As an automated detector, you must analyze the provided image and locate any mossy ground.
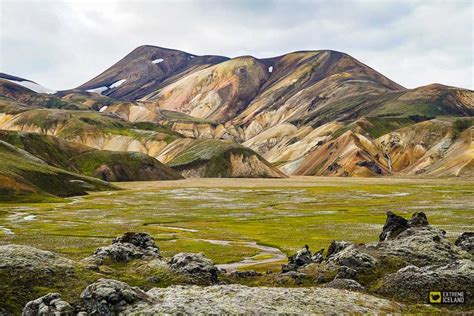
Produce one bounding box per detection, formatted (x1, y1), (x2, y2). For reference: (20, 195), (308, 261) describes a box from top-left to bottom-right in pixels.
(1, 177), (472, 268)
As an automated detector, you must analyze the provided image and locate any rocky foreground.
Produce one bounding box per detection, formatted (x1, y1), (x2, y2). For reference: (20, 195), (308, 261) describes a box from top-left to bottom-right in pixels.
(0, 212), (472, 315)
(90, 281), (403, 314)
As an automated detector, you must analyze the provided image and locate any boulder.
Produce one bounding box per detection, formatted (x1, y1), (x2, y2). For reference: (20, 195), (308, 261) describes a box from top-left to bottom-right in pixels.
(0, 244), (75, 274)
(282, 245), (324, 272)
(296, 260), (340, 283)
(379, 211), (409, 241)
(277, 271), (309, 284)
(335, 266), (357, 280)
(376, 259), (474, 303)
(327, 245), (377, 273)
(379, 211), (430, 242)
(23, 293), (73, 316)
(124, 284), (404, 314)
(79, 278), (150, 316)
(311, 248), (325, 263)
(408, 212), (429, 227)
(168, 253), (219, 284)
(327, 241), (353, 258)
(84, 232), (160, 266)
(378, 225), (466, 266)
(294, 245), (313, 266)
(113, 232), (157, 249)
(455, 232), (474, 255)
(0, 245), (77, 315)
(325, 279), (366, 292)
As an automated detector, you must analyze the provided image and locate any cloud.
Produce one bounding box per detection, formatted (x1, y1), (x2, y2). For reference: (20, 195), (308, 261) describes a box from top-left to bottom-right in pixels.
(0, 0), (472, 90)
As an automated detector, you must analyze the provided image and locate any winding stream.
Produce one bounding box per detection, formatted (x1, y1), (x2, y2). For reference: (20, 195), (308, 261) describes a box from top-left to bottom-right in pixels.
(198, 239), (287, 271)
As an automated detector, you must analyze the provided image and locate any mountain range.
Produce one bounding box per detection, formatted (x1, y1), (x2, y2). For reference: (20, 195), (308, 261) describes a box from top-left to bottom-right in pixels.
(0, 45), (472, 199)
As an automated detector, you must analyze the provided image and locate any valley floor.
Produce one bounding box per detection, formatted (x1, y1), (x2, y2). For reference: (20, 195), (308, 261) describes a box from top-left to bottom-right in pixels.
(0, 176), (472, 271)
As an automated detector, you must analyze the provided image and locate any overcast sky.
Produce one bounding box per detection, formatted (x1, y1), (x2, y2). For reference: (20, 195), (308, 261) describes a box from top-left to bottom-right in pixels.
(1, 0), (473, 90)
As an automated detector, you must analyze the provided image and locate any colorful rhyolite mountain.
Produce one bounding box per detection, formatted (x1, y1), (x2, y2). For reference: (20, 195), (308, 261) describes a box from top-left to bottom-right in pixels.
(0, 45), (472, 198)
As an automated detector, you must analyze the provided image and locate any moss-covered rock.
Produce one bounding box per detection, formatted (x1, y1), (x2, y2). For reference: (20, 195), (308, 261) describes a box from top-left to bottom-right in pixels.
(375, 260), (474, 306)
(0, 245), (77, 313)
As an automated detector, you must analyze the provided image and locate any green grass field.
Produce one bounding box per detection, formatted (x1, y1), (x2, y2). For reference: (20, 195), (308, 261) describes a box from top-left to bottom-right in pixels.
(0, 177), (472, 271)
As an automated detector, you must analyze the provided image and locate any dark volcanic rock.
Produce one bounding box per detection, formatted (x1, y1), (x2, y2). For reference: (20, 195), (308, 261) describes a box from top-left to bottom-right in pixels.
(79, 278), (150, 316)
(23, 293), (73, 316)
(168, 253), (219, 284)
(379, 211), (409, 241)
(282, 245), (324, 272)
(113, 232), (158, 249)
(312, 248), (325, 263)
(455, 232), (474, 255)
(84, 232), (160, 266)
(294, 245), (313, 267)
(327, 241), (353, 258)
(379, 211), (429, 242)
(408, 212), (429, 227)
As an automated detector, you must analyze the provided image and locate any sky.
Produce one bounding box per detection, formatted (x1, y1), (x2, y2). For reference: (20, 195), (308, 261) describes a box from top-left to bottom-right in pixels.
(0, 0), (473, 90)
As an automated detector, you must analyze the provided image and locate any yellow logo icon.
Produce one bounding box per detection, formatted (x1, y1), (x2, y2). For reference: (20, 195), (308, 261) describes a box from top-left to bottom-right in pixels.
(429, 291), (442, 303)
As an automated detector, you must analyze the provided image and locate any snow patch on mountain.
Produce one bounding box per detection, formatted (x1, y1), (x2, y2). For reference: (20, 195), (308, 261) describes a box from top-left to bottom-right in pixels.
(4, 79), (55, 94)
(152, 58), (164, 64)
(110, 79), (126, 88)
(86, 86), (108, 94)
(268, 66), (273, 73)
(87, 79), (126, 95)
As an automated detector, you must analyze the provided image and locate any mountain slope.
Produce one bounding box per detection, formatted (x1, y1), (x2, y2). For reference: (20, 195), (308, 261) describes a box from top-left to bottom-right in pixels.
(0, 77), (88, 111)
(78, 48), (408, 131)
(301, 84), (474, 128)
(0, 101), (285, 178)
(167, 139), (287, 178)
(233, 50), (405, 139)
(77, 45), (228, 100)
(0, 140), (115, 202)
(141, 56), (269, 122)
(290, 118), (473, 177)
(376, 118), (473, 177)
(0, 73), (55, 94)
(0, 130), (183, 181)
(293, 130), (389, 177)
